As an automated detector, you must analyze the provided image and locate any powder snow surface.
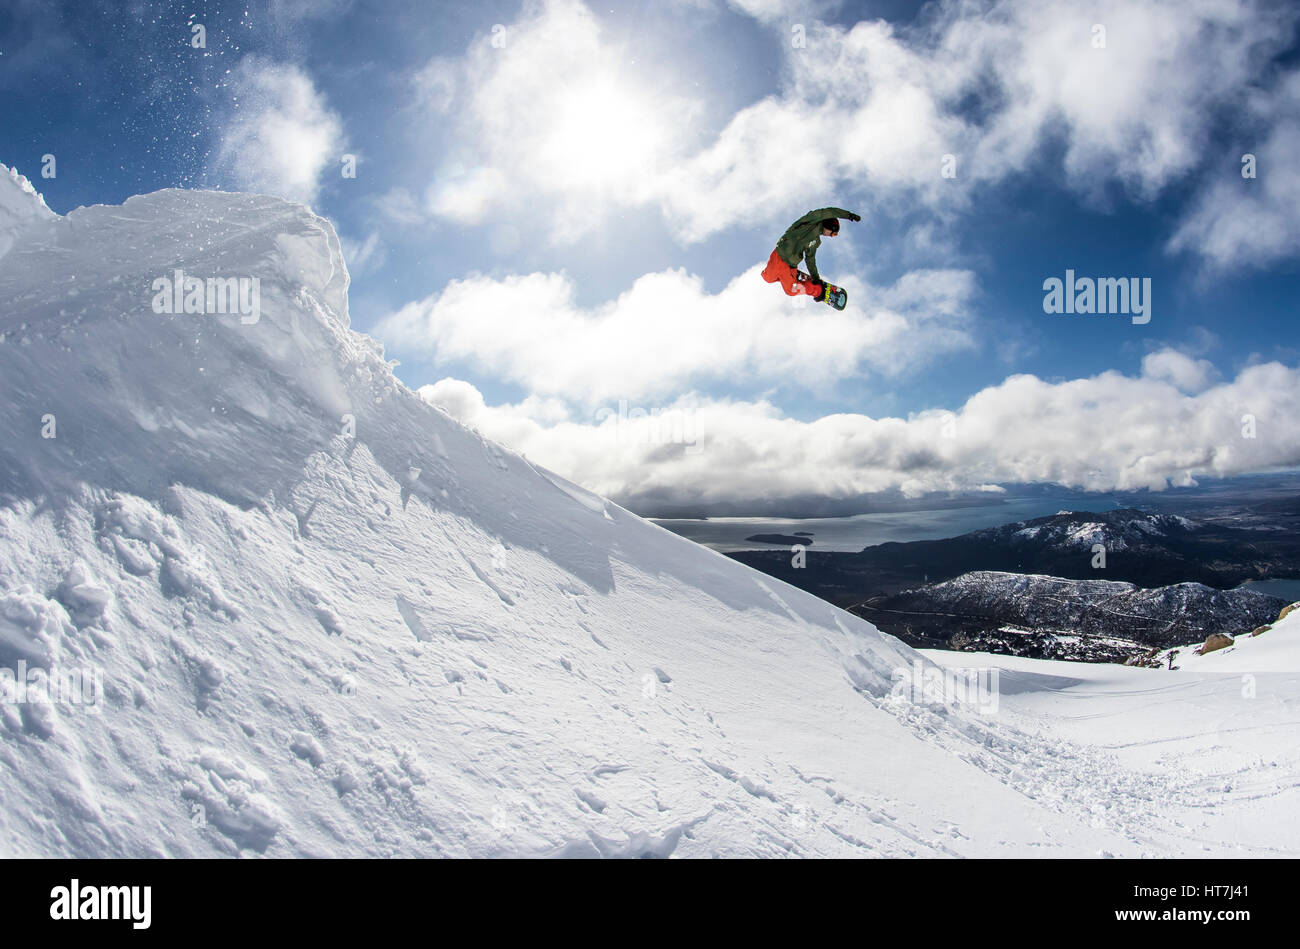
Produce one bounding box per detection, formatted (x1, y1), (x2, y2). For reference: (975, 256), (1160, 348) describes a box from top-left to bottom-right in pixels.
(0, 166), (1295, 857)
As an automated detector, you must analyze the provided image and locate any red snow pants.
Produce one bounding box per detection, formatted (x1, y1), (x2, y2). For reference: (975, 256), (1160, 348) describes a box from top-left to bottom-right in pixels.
(761, 248), (822, 297)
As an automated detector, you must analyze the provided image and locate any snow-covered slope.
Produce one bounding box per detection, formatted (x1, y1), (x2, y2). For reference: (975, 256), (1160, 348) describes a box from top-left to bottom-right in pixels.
(0, 168), (1279, 857)
(925, 602), (1300, 855)
(1153, 604), (1300, 673)
(0, 164), (56, 261)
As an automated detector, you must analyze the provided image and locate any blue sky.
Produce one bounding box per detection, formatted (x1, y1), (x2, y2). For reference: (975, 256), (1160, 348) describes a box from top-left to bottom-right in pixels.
(4, 0), (1299, 512)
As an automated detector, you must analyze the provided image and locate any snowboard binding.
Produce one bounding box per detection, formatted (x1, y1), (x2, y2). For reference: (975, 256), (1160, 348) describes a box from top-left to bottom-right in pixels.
(798, 271), (848, 310)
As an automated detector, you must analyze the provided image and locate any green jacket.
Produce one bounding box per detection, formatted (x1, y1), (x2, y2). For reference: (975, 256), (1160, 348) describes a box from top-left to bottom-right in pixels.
(775, 207), (857, 281)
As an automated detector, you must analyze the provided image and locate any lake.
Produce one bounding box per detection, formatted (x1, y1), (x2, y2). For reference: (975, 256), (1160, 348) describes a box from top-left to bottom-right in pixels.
(653, 494), (1135, 552)
(1236, 579), (1300, 603)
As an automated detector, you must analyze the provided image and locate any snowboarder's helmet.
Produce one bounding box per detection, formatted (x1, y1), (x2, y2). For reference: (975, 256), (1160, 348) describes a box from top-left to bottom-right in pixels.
(821, 218), (839, 234)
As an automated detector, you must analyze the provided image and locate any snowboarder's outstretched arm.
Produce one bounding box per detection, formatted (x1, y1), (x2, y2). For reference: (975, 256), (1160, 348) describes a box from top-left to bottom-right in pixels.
(794, 207), (862, 226)
(795, 208), (859, 281)
(771, 205), (862, 288)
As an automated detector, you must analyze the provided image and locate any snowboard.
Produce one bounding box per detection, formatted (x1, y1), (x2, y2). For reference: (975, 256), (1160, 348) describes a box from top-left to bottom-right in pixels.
(798, 271), (847, 310)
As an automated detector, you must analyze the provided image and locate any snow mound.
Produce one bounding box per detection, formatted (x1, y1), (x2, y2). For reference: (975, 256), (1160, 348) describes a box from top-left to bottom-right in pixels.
(0, 164), (57, 262)
(0, 181), (1178, 857)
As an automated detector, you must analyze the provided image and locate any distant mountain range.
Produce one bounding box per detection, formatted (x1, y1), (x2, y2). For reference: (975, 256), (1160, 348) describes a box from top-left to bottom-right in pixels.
(729, 507), (1300, 660)
(851, 508), (1300, 588)
(853, 570), (1285, 660)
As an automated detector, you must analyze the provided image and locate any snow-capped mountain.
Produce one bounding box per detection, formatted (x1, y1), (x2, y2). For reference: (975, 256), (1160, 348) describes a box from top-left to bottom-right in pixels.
(0, 165), (1295, 858)
(857, 571), (1284, 660)
(866, 507), (1300, 587)
(870, 508), (1299, 588)
(734, 506), (1300, 611)
(1005, 510), (1202, 548)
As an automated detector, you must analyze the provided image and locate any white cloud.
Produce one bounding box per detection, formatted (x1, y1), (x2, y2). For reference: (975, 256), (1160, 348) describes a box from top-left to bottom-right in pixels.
(661, 17), (968, 240)
(211, 58), (344, 206)
(375, 262), (978, 405)
(723, 0), (837, 24)
(415, 0), (700, 242)
(340, 231), (383, 276)
(422, 376), (487, 422)
(373, 187), (429, 227)
(420, 353), (1300, 507)
(666, 0), (1296, 239)
(1168, 72), (1300, 270)
(429, 167), (509, 225)
(949, 0), (1279, 198)
(1140, 350), (1218, 394)
(410, 0), (1298, 265)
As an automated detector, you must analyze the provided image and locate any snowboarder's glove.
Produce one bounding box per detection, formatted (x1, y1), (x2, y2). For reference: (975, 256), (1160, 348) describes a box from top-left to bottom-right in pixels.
(846, 213), (862, 222)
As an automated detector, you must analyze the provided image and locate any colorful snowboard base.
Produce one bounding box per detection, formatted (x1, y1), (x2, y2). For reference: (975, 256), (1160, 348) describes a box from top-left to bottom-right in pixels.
(797, 271), (847, 309)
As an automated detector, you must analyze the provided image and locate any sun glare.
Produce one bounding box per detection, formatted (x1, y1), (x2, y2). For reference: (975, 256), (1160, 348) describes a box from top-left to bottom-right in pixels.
(539, 82), (668, 195)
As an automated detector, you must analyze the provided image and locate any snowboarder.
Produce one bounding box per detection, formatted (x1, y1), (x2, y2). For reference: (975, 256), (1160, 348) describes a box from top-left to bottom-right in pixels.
(761, 206), (861, 304)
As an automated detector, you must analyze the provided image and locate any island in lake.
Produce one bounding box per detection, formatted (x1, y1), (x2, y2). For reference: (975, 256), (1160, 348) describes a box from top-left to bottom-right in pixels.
(745, 532), (814, 546)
